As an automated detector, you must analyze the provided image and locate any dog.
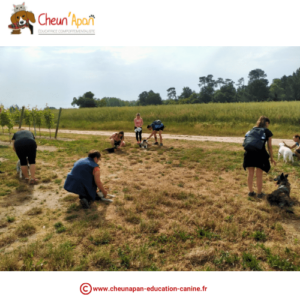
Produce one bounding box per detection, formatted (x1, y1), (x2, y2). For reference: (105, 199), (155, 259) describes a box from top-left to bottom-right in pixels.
(16, 159), (31, 179)
(139, 139), (148, 149)
(278, 143), (294, 163)
(267, 173), (293, 209)
(9, 10), (35, 34)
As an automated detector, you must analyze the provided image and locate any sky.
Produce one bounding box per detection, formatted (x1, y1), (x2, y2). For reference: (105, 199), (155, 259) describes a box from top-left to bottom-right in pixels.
(0, 46), (300, 109)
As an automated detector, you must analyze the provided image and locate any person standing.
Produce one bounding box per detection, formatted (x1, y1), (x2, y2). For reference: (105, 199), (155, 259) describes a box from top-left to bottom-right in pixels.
(134, 113), (143, 144)
(147, 120), (164, 146)
(243, 116), (276, 198)
(12, 128), (38, 184)
(64, 150), (108, 209)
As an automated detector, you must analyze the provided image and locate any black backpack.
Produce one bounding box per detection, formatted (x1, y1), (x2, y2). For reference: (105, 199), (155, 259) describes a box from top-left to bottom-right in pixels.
(243, 127), (266, 151)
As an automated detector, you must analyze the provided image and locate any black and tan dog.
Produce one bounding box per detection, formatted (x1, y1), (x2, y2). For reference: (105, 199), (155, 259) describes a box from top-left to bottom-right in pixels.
(267, 173), (293, 209)
(9, 10), (36, 34)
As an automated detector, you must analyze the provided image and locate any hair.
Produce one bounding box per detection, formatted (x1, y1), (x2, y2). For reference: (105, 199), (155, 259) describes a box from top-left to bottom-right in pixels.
(147, 125), (152, 129)
(88, 150), (101, 159)
(294, 134), (300, 139)
(136, 113), (140, 117)
(18, 128), (25, 131)
(118, 131), (124, 137)
(256, 116), (270, 128)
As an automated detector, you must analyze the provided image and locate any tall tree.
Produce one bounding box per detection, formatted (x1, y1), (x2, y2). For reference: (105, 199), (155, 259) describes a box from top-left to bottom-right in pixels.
(72, 91), (97, 108)
(198, 76), (207, 90)
(216, 78), (224, 89)
(167, 87), (177, 100)
(269, 79), (285, 101)
(248, 69), (267, 84)
(138, 90), (162, 106)
(179, 87), (194, 99)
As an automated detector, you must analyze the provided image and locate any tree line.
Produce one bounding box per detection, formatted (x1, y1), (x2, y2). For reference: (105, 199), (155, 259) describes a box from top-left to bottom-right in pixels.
(68, 67), (299, 107)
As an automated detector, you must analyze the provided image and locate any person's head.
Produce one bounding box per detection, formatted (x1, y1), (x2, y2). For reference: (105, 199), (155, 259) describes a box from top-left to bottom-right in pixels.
(18, 128), (25, 131)
(293, 134), (300, 143)
(147, 125), (152, 130)
(118, 131), (124, 139)
(256, 116), (270, 128)
(88, 150), (101, 163)
(136, 113), (141, 119)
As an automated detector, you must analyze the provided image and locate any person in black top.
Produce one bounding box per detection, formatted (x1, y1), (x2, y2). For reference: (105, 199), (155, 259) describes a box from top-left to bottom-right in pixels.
(12, 128), (38, 184)
(243, 116), (276, 198)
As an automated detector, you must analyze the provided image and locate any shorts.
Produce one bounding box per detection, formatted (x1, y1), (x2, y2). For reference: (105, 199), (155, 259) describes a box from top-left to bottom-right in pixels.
(14, 138), (37, 166)
(114, 140), (121, 147)
(154, 126), (164, 131)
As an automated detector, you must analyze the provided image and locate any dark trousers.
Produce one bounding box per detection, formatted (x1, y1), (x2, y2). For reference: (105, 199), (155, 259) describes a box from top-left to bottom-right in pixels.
(134, 127), (142, 141)
(15, 139), (37, 166)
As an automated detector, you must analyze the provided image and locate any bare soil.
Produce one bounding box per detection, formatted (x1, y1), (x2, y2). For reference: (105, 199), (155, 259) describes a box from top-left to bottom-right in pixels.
(16, 127), (291, 145)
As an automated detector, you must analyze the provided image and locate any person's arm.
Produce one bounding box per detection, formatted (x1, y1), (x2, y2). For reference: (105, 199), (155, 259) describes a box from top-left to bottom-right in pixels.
(12, 140), (16, 152)
(283, 142), (296, 149)
(117, 136), (124, 149)
(267, 138), (276, 165)
(141, 118), (143, 127)
(147, 130), (155, 139)
(93, 168), (107, 197)
(110, 133), (116, 139)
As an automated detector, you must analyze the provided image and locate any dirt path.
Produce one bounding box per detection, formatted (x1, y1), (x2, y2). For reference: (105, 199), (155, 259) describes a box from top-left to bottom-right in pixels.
(15, 127), (291, 145)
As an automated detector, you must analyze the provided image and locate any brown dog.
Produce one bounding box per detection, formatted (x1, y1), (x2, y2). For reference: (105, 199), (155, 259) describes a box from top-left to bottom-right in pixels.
(9, 10), (36, 34)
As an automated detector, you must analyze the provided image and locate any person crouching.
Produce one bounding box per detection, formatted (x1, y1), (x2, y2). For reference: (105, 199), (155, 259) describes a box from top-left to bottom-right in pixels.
(64, 150), (108, 209)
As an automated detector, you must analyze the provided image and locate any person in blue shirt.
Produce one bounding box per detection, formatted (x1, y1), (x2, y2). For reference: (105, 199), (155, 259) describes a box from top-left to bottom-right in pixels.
(283, 134), (300, 159)
(146, 120), (164, 146)
(64, 150), (108, 209)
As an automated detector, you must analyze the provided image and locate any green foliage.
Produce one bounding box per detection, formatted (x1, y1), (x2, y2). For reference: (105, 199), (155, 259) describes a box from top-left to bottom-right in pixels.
(253, 231), (267, 242)
(138, 90), (162, 106)
(242, 252), (262, 271)
(44, 108), (55, 138)
(23, 109), (32, 130)
(72, 91), (97, 108)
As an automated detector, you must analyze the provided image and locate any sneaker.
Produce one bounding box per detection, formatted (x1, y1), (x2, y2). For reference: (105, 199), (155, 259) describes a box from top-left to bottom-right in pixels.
(248, 191), (256, 197)
(257, 193), (266, 199)
(160, 143), (163, 146)
(154, 142), (158, 145)
(80, 198), (90, 209)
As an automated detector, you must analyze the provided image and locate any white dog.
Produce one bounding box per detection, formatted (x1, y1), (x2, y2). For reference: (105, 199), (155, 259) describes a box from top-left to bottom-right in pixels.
(16, 159), (31, 178)
(278, 143), (294, 163)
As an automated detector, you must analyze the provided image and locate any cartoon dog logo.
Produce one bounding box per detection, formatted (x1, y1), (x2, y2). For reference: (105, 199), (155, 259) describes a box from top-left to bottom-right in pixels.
(8, 3), (36, 34)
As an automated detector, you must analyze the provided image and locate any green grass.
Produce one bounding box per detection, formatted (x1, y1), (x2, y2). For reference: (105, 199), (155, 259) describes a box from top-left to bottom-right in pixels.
(45, 101), (300, 138)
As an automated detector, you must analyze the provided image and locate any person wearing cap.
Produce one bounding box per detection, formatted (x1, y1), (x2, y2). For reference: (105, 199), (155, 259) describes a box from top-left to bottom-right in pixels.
(146, 120), (164, 146)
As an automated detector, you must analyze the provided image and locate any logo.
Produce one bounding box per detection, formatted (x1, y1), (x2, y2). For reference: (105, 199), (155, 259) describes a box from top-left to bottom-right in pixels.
(8, 2), (36, 35)
(80, 283), (92, 295)
(37, 12), (95, 35)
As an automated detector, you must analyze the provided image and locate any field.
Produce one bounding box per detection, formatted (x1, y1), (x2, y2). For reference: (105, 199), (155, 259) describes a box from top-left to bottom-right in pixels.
(1, 131), (300, 271)
(51, 102), (300, 138)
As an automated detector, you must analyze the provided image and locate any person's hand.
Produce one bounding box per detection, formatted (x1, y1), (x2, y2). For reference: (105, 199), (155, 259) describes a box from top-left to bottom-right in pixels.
(283, 141), (286, 146)
(271, 158), (276, 166)
(103, 190), (108, 198)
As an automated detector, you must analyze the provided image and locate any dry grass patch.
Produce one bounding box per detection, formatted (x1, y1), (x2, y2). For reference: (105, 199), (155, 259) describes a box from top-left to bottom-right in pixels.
(26, 207), (43, 215)
(15, 223), (36, 237)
